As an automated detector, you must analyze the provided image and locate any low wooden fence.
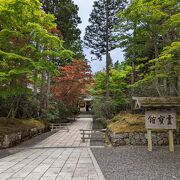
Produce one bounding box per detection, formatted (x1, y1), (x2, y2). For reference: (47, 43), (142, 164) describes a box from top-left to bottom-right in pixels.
(80, 129), (107, 142)
(50, 123), (70, 132)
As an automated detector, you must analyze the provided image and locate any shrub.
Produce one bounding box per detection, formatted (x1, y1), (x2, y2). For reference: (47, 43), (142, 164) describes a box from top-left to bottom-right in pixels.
(41, 99), (79, 123)
(92, 96), (116, 119)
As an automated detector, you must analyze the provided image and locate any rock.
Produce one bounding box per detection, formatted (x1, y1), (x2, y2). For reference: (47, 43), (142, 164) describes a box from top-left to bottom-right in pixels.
(3, 135), (10, 148)
(134, 133), (139, 140)
(108, 131), (180, 147)
(118, 140), (126, 145)
(0, 127), (47, 149)
(124, 138), (130, 145)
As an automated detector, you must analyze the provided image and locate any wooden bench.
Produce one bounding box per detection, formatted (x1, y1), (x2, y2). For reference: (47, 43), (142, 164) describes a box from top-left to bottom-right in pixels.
(80, 129), (107, 142)
(50, 123), (70, 132)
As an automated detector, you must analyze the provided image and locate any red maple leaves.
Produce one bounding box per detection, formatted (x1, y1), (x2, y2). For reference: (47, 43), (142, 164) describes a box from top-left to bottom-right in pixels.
(51, 60), (92, 105)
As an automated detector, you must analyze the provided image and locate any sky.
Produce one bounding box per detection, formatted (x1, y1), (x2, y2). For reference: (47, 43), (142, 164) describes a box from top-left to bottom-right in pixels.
(73, 0), (124, 73)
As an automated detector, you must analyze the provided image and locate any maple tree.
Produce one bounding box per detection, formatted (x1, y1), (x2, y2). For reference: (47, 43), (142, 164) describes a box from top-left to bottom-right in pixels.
(51, 60), (92, 106)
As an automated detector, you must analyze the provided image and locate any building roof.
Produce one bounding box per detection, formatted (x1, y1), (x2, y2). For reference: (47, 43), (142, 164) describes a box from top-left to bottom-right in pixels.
(132, 97), (180, 109)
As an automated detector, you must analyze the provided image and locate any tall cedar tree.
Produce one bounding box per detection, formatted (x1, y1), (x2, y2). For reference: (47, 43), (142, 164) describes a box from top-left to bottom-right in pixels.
(41, 0), (84, 58)
(84, 0), (126, 96)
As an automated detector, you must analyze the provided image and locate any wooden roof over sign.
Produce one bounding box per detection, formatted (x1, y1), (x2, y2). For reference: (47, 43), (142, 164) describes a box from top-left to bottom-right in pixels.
(132, 97), (180, 109)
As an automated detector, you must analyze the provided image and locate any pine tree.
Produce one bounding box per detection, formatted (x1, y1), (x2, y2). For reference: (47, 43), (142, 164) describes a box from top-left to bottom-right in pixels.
(41, 0), (84, 58)
(84, 0), (127, 96)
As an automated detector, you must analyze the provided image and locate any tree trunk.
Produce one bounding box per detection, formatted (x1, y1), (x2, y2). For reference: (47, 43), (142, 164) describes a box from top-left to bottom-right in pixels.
(130, 10), (137, 112)
(155, 79), (162, 97)
(178, 76), (180, 96)
(7, 96), (21, 118)
(163, 78), (167, 96)
(169, 79), (177, 96)
(33, 70), (38, 98)
(40, 71), (47, 111)
(46, 72), (51, 108)
(131, 61), (135, 85)
(105, 0), (110, 97)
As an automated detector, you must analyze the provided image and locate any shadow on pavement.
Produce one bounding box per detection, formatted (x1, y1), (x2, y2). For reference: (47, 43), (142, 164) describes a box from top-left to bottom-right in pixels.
(0, 131), (54, 159)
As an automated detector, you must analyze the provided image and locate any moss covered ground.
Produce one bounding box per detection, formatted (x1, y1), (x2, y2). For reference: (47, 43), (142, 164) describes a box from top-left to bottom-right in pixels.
(0, 118), (47, 135)
(108, 113), (180, 133)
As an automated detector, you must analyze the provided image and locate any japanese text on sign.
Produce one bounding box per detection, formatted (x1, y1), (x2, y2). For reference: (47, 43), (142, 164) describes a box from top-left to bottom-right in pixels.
(145, 111), (176, 129)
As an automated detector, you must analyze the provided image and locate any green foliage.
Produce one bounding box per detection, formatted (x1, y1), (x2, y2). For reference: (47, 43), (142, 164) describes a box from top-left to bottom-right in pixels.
(116, 0), (180, 97)
(92, 96), (116, 119)
(150, 42), (180, 79)
(41, 100), (78, 122)
(41, 0), (84, 58)
(131, 41), (180, 96)
(92, 63), (131, 115)
(93, 116), (107, 129)
(0, 0), (74, 118)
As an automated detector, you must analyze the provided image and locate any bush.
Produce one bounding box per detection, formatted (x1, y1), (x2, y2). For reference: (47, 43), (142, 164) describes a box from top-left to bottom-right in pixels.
(92, 116), (107, 129)
(92, 96), (116, 119)
(17, 97), (40, 118)
(41, 99), (79, 123)
(0, 96), (40, 119)
(0, 97), (10, 117)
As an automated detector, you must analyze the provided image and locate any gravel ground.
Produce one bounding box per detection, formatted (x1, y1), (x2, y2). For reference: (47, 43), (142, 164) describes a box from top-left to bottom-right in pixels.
(0, 131), (54, 159)
(91, 145), (180, 180)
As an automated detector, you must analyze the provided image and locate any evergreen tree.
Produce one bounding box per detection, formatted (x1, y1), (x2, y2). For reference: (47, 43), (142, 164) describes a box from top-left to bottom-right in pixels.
(84, 0), (127, 96)
(115, 0), (180, 97)
(116, 0), (180, 97)
(41, 0), (84, 58)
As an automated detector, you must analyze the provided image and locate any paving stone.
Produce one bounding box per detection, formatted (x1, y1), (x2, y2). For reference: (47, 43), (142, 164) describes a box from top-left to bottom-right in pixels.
(61, 163), (76, 173)
(79, 157), (92, 164)
(72, 177), (88, 180)
(51, 160), (65, 168)
(0, 172), (14, 179)
(5, 164), (25, 173)
(40, 177), (56, 180)
(56, 176), (72, 180)
(43, 167), (60, 177)
(0, 116), (104, 180)
(73, 167), (89, 177)
(24, 172), (43, 180)
(33, 164), (50, 173)
(77, 163), (94, 168)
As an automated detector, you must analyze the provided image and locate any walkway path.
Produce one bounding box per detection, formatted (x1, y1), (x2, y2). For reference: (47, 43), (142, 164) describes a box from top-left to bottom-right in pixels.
(0, 115), (105, 180)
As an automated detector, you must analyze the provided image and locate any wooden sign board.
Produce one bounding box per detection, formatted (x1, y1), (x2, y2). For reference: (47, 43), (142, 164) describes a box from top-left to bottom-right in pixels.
(145, 110), (176, 129)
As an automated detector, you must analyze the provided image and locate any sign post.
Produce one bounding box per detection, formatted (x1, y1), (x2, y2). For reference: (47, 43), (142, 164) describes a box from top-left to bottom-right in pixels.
(145, 110), (176, 152)
(168, 130), (174, 152)
(147, 130), (152, 151)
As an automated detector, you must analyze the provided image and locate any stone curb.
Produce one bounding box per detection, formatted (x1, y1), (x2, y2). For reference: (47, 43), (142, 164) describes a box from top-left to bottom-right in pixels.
(88, 148), (106, 180)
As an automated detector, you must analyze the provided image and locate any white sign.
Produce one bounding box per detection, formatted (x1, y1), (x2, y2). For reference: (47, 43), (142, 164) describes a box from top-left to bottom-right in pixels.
(145, 110), (176, 129)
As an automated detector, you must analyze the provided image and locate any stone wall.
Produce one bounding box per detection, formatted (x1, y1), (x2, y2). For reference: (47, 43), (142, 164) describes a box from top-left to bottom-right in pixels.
(0, 127), (49, 148)
(108, 130), (180, 146)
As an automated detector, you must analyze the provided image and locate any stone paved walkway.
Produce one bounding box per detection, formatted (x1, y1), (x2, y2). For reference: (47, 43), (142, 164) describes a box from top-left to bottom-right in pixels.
(0, 116), (105, 180)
